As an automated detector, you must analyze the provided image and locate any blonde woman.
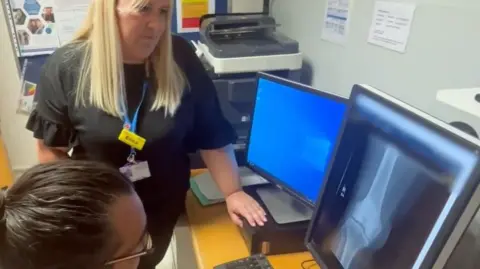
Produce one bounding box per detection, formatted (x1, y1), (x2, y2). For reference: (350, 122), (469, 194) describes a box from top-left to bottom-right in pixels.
(26, 0), (267, 268)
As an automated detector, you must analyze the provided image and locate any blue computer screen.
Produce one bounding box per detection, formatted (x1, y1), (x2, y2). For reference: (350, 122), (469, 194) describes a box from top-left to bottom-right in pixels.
(247, 77), (347, 203)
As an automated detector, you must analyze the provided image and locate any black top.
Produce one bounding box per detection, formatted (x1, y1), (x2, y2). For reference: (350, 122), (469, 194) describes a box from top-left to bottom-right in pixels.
(26, 35), (236, 207)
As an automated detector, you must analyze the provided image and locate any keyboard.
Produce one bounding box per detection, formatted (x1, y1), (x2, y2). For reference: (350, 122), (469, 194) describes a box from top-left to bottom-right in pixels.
(214, 254), (274, 269)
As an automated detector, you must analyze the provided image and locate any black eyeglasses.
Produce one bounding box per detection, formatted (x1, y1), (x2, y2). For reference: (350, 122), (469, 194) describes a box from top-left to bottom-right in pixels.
(105, 233), (154, 266)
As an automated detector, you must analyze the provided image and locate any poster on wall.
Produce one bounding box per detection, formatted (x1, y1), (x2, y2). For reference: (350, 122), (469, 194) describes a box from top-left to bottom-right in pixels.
(17, 56), (47, 114)
(18, 80), (38, 113)
(5, 0), (90, 56)
(321, 0), (353, 45)
(176, 0), (215, 33)
(9, 0), (60, 56)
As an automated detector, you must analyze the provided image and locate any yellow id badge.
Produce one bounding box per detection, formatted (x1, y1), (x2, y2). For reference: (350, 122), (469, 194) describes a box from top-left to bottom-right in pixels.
(118, 129), (146, 151)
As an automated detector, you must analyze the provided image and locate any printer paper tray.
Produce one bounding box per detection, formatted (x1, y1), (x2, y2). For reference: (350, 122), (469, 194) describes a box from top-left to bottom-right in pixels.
(199, 43), (302, 74)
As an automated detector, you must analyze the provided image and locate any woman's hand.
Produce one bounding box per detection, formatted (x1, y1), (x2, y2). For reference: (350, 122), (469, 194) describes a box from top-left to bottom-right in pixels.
(225, 191), (267, 227)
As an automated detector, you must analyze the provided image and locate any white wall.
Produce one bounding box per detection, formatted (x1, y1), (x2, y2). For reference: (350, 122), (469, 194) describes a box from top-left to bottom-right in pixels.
(0, 3), (38, 173)
(272, 0), (480, 132)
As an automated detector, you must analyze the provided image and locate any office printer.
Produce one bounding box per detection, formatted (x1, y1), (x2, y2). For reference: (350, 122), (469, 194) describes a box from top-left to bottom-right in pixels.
(198, 14), (302, 74)
(189, 14), (302, 168)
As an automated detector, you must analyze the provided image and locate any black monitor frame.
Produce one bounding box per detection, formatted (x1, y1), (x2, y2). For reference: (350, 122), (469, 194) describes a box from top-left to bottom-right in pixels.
(304, 84), (480, 269)
(245, 72), (349, 208)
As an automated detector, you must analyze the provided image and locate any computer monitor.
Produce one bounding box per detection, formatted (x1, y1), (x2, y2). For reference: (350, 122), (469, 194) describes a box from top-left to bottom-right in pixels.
(246, 73), (348, 211)
(305, 84), (480, 269)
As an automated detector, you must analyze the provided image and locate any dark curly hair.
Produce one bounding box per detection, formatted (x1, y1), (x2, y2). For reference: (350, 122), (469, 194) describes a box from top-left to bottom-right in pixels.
(0, 160), (134, 269)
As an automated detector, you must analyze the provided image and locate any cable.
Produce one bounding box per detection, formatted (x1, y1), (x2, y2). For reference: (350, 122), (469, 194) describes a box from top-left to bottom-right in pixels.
(301, 259), (318, 269)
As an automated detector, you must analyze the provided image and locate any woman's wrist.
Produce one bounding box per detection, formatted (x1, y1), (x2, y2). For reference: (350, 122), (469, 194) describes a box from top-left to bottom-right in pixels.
(225, 188), (243, 199)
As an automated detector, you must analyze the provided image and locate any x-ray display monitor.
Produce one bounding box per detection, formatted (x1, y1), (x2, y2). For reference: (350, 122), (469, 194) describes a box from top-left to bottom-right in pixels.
(305, 85), (480, 269)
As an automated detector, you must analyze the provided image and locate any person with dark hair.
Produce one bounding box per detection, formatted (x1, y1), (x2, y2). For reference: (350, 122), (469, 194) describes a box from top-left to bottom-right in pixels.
(0, 160), (149, 269)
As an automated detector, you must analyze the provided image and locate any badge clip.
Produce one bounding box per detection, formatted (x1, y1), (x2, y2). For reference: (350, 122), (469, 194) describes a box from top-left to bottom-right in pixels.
(127, 152), (136, 164)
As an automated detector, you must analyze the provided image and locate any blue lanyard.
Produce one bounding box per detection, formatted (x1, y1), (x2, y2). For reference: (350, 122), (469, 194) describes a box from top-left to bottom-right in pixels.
(121, 80), (148, 162)
(121, 80), (148, 133)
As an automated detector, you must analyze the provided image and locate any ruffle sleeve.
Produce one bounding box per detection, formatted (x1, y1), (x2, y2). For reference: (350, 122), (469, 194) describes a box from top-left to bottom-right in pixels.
(25, 51), (75, 148)
(26, 110), (75, 148)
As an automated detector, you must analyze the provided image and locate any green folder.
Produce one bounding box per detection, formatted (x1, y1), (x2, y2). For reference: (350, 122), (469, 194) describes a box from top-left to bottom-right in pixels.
(190, 168), (268, 206)
(190, 177), (224, 206)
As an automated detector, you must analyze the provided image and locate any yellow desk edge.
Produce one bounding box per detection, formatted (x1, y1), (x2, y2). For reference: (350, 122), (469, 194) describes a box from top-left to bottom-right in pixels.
(0, 135), (13, 188)
(187, 169), (314, 269)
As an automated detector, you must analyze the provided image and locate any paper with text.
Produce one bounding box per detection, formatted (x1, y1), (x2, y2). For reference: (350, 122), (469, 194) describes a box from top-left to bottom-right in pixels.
(368, 1), (417, 53)
(321, 0), (353, 45)
(54, 0), (89, 45)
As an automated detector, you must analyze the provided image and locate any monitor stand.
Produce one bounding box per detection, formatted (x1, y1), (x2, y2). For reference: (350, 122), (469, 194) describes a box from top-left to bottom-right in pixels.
(256, 186), (313, 225)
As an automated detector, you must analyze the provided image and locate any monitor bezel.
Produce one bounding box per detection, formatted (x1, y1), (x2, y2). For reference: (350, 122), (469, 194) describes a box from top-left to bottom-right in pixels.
(304, 84), (480, 269)
(245, 72), (349, 208)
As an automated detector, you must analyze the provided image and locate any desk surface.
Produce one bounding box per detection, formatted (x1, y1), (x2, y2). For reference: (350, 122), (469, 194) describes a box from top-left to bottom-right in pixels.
(186, 170), (314, 269)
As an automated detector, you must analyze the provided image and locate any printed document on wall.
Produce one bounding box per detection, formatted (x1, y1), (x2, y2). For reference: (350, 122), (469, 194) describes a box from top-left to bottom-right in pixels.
(176, 0), (215, 33)
(54, 0), (90, 45)
(368, 1), (417, 53)
(321, 0), (352, 45)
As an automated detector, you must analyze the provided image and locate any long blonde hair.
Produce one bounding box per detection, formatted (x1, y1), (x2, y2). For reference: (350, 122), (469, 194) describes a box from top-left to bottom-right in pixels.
(71, 0), (186, 117)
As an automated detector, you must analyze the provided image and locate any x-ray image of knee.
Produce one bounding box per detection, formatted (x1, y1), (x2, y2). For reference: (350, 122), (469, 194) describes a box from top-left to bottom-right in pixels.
(331, 135), (435, 268)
